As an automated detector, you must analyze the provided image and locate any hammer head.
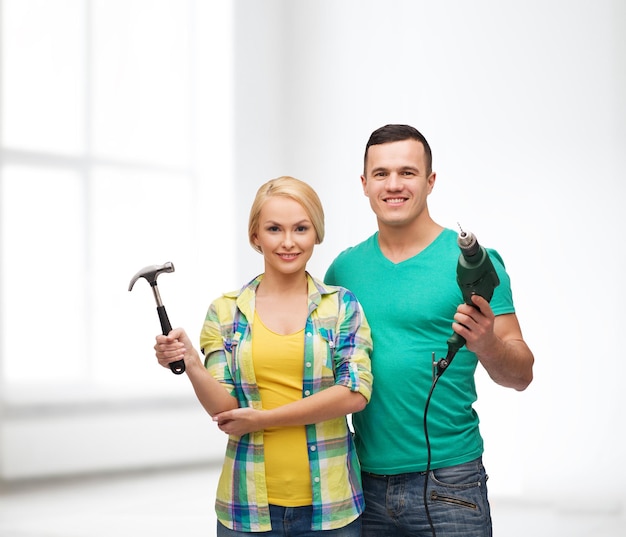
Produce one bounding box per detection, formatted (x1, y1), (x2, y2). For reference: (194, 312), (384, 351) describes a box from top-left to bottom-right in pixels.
(128, 262), (175, 291)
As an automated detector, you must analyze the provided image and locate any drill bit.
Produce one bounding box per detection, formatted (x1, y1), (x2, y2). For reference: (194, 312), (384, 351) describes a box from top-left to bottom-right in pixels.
(457, 223), (479, 256)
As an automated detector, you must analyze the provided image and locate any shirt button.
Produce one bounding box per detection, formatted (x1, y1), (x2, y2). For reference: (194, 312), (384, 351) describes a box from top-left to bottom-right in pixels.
(305, 361), (312, 368)
(314, 476), (320, 483)
(304, 390), (311, 396)
(306, 332), (312, 337)
(310, 445), (316, 452)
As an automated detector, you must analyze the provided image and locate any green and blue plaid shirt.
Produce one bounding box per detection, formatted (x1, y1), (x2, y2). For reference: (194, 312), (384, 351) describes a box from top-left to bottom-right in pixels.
(200, 273), (373, 532)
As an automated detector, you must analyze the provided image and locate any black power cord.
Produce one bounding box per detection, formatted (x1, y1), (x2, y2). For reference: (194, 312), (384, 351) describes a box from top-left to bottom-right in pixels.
(423, 350), (457, 537)
(423, 355), (442, 537)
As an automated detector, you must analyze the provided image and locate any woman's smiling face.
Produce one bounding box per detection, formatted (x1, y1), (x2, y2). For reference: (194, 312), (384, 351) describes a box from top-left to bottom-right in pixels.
(252, 196), (317, 277)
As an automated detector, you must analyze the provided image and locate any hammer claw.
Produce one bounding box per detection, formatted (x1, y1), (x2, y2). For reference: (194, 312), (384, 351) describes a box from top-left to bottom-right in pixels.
(128, 262), (175, 291)
(128, 261), (185, 375)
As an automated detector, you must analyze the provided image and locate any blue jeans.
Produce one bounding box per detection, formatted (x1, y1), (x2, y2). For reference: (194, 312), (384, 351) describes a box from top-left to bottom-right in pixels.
(361, 457), (492, 537)
(216, 504), (361, 536)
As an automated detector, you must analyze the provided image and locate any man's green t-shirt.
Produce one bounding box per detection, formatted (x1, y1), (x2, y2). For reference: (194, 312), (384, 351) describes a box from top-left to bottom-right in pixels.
(324, 228), (515, 474)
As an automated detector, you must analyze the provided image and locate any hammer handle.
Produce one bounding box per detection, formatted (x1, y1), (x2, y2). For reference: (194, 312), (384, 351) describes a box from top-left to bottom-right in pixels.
(157, 305), (186, 375)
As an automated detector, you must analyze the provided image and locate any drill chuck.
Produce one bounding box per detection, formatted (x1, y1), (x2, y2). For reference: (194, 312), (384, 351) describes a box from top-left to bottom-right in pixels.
(458, 230), (479, 257)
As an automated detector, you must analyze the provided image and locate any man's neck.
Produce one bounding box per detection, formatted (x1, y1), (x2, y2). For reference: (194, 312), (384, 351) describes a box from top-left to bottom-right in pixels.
(377, 219), (444, 263)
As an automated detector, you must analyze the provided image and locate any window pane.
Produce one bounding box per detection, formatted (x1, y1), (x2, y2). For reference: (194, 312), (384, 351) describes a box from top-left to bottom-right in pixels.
(0, 0), (234, 394)
(1, 166), (87, 381)
(1, 0), (85, 154)
(91, 0), (192, 167)
(88, 167), (196, 388)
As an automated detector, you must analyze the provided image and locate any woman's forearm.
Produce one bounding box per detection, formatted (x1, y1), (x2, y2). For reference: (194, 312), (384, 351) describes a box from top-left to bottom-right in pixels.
(259, 385), (366, 428)
(185, 355), (238, 416)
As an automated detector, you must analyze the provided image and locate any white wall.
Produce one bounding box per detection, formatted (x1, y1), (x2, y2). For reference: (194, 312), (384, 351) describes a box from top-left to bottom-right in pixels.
(231, 0), (626, 507)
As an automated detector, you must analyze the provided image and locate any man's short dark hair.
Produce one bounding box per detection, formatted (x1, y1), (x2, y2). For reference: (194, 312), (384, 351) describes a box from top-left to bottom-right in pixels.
(364, 124), (433, 176)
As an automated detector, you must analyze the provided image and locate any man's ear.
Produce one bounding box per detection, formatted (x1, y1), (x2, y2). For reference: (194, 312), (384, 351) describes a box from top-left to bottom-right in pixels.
(427, 172), (437, 194)
(361, 174), (368, 196)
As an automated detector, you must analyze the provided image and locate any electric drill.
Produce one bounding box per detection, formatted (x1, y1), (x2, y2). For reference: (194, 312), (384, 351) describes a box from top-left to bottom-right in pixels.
(435, 226), (501, 377)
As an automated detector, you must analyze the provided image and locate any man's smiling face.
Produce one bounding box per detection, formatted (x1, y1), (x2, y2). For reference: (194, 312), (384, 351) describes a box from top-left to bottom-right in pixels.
(361, 138), (436, 231)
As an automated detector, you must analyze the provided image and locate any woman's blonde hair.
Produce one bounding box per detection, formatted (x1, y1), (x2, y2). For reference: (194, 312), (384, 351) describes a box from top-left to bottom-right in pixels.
(248, 176), (325, 253)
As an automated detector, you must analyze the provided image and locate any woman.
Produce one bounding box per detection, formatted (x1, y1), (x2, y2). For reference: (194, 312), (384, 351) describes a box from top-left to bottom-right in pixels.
(154, 176), (373, 536)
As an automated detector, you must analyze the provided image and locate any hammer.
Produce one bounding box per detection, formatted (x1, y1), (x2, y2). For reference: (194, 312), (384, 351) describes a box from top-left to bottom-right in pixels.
(128, 262), (185, 375)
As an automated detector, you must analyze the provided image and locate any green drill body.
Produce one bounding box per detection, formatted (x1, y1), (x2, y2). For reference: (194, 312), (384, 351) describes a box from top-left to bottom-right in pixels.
(436, 229), (501, 376)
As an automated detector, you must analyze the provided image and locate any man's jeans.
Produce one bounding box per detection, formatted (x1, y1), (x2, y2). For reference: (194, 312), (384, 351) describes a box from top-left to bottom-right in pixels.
(361, 457), (492, 537)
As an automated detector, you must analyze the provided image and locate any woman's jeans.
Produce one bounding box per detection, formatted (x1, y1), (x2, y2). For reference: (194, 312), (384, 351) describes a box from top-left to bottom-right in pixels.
(216, 504), (361, 536)
(361, 457), (492, 537)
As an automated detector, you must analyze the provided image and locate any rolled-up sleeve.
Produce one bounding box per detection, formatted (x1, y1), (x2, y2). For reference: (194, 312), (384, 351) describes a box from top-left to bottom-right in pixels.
(333, 289), (373, 402)
(199, 301), (236, 396)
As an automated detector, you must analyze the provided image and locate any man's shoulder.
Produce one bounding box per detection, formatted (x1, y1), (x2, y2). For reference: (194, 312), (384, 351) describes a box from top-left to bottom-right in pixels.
(325, 234), (378, 287)
(331, 233), (377, 263)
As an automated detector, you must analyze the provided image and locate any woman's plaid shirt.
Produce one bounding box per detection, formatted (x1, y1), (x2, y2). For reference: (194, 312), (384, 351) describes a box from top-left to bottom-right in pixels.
(199, 273), (373, 532)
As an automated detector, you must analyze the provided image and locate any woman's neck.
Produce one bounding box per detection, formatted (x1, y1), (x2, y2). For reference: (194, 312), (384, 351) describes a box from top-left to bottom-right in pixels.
(254, 270), (309, 335)
(256, 269), (308, 298)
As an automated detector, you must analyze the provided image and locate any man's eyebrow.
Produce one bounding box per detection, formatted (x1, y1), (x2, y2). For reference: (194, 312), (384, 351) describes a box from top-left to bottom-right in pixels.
(369, 166), (388, 174)
(370, 165), (420, 174)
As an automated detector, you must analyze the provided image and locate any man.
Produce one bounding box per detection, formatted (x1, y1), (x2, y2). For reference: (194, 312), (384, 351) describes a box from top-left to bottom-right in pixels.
(324, 124), (534, 536)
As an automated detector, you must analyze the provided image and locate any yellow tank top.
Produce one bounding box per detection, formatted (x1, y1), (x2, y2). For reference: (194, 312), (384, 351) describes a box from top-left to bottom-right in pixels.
(252, 312), (312, 506)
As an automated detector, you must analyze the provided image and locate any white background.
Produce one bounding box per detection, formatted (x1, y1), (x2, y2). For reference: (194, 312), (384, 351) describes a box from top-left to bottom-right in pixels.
(1, 0), (624, 513)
